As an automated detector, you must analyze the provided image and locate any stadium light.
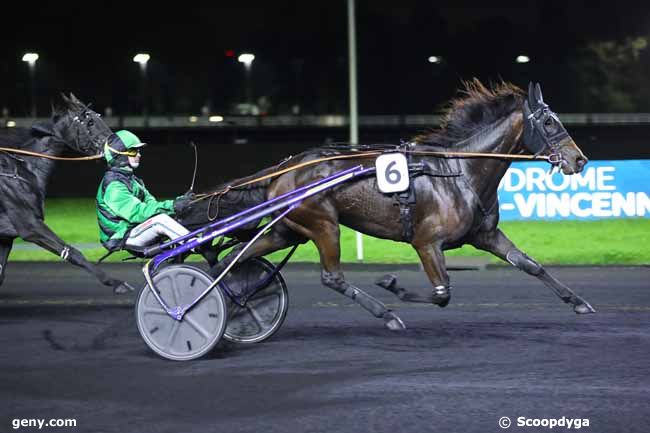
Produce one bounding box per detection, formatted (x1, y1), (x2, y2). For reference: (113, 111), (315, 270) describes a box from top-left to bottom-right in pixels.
(133, 53), (150, 123)
(133, 53), (150, 66)
(516, 55), (530, 63)
(209, 115), (224, 123)
(22, 52), (39, 117)
(22, 52), (39, 65)
(428, 56), (441, 64)
(237, 53), (255, 67)
(238, 53), (255, 104)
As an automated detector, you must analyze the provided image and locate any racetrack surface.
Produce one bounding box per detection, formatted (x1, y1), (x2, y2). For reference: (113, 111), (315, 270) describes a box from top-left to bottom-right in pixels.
(1, 263), (649, 433)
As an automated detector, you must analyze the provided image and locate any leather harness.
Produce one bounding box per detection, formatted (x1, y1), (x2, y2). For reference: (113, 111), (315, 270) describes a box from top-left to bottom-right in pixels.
(393, 142), (464, 242)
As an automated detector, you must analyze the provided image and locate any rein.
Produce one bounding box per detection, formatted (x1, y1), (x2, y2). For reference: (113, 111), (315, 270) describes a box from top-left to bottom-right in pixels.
(192, 149), (550, 204)
(0, 147), (104, 161)
(408, 150), (550, 161)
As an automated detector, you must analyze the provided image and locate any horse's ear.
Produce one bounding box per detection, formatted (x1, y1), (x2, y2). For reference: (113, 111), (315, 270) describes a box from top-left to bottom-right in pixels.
(523, 98), (532, 119)
(527, 82), (537, 109)
(69, 93), (81, 104)
(534, 83), (544, 105)
(60, 93), (71, 104)
(522, 99), (537, 150)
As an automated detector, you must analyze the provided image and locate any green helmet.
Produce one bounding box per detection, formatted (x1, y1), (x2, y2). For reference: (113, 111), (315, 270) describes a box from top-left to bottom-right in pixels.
(104, 130), (147, 166)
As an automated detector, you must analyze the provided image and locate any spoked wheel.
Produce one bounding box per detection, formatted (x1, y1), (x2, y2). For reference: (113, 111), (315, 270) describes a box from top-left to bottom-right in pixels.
(136, 265), (228, 361)
(219, 257), (289, 344)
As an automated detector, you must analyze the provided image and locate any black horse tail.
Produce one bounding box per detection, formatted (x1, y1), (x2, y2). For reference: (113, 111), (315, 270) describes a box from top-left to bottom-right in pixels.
(179, 169), (277, 231)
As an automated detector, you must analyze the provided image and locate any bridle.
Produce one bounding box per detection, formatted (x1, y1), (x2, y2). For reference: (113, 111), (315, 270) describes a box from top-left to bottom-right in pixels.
(69, 109), (108, 156)
(523, 99), (571, 169)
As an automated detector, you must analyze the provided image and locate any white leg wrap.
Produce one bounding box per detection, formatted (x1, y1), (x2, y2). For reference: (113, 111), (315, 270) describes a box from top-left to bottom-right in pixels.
(433, 285), (448, 296)
(60, 246), (70, 261)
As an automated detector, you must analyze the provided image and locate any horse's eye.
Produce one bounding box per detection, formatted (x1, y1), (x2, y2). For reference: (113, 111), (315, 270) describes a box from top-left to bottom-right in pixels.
(88, 119), (95, 127)
(544, 117), (553, 127)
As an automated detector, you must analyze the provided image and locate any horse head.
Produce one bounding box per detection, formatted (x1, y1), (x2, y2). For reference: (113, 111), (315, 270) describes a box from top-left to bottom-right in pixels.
(52, 93), (113, 156)
(522, 82), (587, 174)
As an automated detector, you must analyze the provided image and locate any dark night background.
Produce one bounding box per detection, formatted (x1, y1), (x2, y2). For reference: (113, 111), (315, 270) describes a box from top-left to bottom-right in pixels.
(3, 1), (650, 196)
(3, 0), (650, 116)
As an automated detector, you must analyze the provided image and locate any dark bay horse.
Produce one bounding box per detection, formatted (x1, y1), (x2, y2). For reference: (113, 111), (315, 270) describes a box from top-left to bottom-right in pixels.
(0, 94), (133, 294)
(182, 80), (594, 329)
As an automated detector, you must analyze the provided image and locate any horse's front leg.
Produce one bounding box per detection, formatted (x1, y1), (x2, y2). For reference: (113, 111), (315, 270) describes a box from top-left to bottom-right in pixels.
(0, 238), (13, 287)
(376, 242), (451, 307)
(17, 220), (134, 294)
(472, 228), (595, 314)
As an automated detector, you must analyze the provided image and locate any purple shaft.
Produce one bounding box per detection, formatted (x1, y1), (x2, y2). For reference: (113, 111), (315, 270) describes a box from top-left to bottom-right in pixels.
(158, 164), (367, 252)
(152, 165), (373, 270)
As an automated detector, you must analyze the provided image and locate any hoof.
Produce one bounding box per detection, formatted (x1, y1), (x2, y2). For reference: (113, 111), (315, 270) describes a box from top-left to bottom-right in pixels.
(574, 301), (596, 314)
(375, 274), (397, 288)
(431, 286), (451, 308)
(383, 311), (406, 330)
(376, 274), (401, 294)
(113, 282), (135, 295)
(433, 296), (450, 307)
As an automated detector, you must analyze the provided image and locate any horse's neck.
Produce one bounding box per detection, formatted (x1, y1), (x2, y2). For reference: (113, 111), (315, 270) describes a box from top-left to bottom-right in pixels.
(460, 111), (524, 209)
(25, 136), (66, 191)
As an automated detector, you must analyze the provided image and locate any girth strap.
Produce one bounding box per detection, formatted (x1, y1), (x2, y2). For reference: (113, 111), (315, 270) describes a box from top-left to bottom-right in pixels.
(390, 152), (464, 243)
(393, 144), (418, 242)
(394, 183), (416, 242)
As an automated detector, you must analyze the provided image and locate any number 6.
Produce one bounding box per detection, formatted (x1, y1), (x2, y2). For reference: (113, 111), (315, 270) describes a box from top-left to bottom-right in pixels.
(385, 161), (401, 184)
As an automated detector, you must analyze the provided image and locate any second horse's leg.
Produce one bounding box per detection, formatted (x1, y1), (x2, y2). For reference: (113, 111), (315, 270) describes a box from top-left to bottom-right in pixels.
(0, 239), (13, 287)
(18, 220), (134, 294)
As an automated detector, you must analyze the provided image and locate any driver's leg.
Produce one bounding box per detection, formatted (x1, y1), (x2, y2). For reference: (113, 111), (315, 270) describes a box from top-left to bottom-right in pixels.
(125, 214), (190, 249)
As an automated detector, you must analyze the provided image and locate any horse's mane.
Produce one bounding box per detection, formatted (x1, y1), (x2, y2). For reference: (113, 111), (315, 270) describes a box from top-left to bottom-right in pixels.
(0, 99), (79, 151)
(304, 79), (525, 154)
(200, 79), (525, 195)
(414, 78), (524, 148)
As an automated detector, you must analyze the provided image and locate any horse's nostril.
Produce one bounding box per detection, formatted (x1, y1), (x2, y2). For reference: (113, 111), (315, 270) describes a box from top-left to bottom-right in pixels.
(576, 157), (587, 167)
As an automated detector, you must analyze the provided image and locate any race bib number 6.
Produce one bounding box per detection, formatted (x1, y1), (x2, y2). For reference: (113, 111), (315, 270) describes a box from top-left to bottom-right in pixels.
(375, 153), (409, 193)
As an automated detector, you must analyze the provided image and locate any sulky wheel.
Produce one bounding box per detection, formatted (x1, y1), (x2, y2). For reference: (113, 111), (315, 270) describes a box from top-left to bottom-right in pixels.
(136, 265), (228, 361)
(220, 257), (289, 344)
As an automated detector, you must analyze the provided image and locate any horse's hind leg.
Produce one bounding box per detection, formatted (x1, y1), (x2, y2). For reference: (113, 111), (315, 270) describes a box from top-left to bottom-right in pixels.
(0, 239), (13, 287)
(376, 242), (451, 307)
(283, 218), (406, 330)
(472, 228), (595, 314)
(210, 226), (305, 276)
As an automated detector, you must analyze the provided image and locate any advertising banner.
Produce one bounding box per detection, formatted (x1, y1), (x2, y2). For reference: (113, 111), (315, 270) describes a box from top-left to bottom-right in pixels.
(497, 160), (650, 220)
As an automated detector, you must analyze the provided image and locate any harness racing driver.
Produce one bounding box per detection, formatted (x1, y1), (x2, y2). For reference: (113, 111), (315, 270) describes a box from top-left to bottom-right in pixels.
(96, 130), (193, 252)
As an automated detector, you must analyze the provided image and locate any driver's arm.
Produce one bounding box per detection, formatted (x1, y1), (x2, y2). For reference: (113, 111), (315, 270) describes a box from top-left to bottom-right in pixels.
(104, 181), (174, 224)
